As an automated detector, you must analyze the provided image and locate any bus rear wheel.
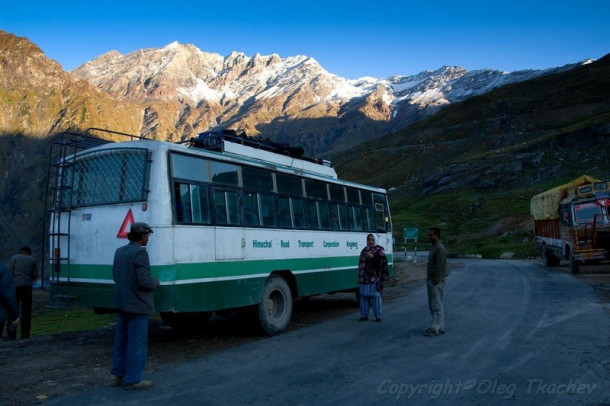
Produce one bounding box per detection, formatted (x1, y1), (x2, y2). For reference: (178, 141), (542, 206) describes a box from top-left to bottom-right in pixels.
(257, 275), (293, 335)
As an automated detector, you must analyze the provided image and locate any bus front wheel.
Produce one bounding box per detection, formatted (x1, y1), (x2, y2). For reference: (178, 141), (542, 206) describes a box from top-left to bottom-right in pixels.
(257, 275), (293, 335)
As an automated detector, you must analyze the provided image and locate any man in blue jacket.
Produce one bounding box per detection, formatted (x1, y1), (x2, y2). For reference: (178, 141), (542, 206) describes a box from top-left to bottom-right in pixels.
(110, 222), (159, 390)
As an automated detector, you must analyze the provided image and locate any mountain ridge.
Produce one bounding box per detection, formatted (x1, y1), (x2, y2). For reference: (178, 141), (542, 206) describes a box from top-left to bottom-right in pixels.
(1, 29), (592, 156)
(68, 38), (589, 154)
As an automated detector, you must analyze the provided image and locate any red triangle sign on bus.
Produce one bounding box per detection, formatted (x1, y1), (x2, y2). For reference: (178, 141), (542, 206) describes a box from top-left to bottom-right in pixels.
(117, 209), (135, 238)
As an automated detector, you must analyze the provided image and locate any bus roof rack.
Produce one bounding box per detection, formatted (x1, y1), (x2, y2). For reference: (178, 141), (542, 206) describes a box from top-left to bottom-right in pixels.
(189, 129), (332, 167)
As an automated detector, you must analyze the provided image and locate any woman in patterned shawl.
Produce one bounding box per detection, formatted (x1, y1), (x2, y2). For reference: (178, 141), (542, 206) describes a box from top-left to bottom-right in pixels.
(357, 234), (389, 322)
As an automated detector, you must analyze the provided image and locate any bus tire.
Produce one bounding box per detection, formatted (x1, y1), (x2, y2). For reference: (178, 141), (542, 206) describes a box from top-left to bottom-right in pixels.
(570, 251), (580, 274)
(257, 275), (293, 335)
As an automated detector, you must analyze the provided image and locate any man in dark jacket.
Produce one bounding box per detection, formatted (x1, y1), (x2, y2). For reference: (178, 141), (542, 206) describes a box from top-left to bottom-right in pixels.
(9, 246), (37, 338)
(0, 262), (20, 340)
(110, 222), (159, 390)
(424, 227), (447, 337)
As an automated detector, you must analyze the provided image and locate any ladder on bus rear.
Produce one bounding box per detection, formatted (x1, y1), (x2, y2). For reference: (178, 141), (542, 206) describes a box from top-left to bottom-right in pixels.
(42, 131), (112, 304)
(42, 128), (145, 305)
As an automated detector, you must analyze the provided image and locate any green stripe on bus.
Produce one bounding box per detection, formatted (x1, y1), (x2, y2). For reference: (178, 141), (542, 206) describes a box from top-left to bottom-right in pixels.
(57, 254), (393, 282)
(53, 255), (393, 312)
(53, 266), (367, 312)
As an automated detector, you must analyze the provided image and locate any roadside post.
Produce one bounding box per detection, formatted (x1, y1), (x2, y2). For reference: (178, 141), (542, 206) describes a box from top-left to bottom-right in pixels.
(403, 227), (419, 263)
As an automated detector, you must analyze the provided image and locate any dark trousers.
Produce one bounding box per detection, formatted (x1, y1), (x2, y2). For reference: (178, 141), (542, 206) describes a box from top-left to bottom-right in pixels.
(16, 286), (32, 338)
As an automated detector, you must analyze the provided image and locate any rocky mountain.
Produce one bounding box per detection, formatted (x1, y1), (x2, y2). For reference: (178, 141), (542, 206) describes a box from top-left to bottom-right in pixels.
(336, 54), (610, 193)
(0, 31), (142, 138)
(71, 40), (586, 155)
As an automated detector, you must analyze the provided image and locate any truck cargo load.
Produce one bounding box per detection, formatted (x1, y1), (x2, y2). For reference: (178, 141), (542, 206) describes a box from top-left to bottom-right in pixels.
(530, 175), (599, 220)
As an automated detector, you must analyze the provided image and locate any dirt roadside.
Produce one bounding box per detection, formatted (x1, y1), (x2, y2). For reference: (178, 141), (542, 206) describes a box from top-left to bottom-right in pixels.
(0, 259), (607, 405)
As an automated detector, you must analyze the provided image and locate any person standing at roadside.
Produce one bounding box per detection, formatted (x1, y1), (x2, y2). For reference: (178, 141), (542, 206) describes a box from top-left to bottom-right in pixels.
(0, 261), (20, 340)
(424, 227), (447, 336)
(357, 234), (389, 322)
(110, 222), (160, 390)
(9, 246), (37, 339)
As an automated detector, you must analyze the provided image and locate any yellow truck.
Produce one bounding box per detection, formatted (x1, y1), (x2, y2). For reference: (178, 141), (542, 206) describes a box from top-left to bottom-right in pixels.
(531, 176), (610, 273)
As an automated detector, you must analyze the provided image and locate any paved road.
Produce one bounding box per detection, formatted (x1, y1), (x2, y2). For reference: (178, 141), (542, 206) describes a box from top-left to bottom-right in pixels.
(51, 260), (609, 405)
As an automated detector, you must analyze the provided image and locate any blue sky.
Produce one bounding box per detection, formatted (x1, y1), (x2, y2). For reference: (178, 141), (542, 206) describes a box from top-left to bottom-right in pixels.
(2, 0), (609, 79)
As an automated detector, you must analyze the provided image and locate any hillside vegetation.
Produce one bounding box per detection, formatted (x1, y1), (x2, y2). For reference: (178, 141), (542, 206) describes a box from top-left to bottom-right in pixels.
(334, 55), (610, 258)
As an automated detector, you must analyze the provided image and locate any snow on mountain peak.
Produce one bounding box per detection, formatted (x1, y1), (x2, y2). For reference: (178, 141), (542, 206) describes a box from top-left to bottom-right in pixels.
(71, 40), (585, 137)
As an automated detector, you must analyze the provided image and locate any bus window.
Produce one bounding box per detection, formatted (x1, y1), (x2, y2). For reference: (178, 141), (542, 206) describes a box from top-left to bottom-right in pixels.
(171, 153), (208, 183)
(277, 197), (292, 228)
(319, 202), (332, 230)
(243, 192), (260, 226)
(361, 191), (373, 206)
(375, 203), (386, 231)
(352, 206), (363, 231)
(307, 200), (320, 230)
(346, 187), (360, 204)
(291, 198), (307, 229)
(276, 173), (303, 196)
(243, 167), (273, 191)
(211, 161), (239, 186)
(337, 204), (350, 231)
(68, 149), (149, 207)
(175, 183), (192, 223)
(214, 189), (240, 225)
(259, 194), (276, 227)
(305, 179), (328, 200)
(365, 207), (376, 231)
(330, 204), (339, 230)
(191, 184), (211, 224)
(329, 184), (346, 202)
(346, 205), (355, 231)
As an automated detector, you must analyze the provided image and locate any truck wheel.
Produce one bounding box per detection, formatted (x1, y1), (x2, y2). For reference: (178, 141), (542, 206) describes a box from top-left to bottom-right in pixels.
(542, 248), (558, 267)
(570, 251), (580, 274)
(257, 275), (293, 335)
(549, 253), (560, 267)
(541, 247), (550, 266)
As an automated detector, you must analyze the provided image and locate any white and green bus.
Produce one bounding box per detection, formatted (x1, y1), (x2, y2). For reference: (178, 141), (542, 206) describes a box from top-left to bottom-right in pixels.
(45, 130), (393, 333)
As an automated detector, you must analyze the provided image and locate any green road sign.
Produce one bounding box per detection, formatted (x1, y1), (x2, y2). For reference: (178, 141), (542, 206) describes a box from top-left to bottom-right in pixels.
(403, 227), (418, 240)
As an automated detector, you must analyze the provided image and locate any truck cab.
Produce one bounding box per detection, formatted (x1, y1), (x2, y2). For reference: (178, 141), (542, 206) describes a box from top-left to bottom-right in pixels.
(533, 178), (610, 274)
(558, 185), (610, 272)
